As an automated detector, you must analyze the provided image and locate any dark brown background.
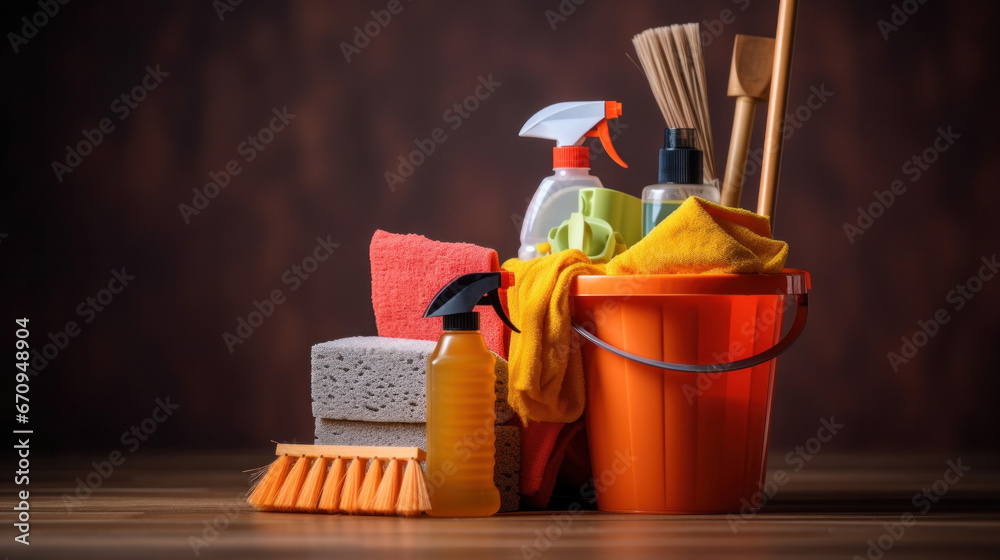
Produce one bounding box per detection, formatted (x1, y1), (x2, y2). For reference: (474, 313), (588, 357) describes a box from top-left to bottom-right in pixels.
(2, 0), (998, 455)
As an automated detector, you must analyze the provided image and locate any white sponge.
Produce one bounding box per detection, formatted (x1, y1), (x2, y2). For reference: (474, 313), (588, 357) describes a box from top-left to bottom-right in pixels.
(314, 418), (426, 448)
(311, 336), (514, 424)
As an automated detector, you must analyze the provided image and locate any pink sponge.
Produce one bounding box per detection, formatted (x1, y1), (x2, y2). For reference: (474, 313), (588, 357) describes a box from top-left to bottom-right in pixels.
(370, 230), (508, 358)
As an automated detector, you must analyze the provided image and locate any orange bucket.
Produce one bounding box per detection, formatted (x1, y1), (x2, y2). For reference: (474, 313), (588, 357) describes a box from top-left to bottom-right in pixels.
(570, 269), (810, 513)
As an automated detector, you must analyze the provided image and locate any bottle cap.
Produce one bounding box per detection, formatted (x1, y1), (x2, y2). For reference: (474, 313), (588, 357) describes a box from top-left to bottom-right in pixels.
(443, 312), (479, 331)
(553, 146), (590, 169)
(658, 128), (703, 184)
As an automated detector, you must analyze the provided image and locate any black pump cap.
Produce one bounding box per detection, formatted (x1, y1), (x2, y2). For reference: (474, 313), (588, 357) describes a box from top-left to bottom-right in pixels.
(424, 272), (520, 333)
(658, 128), (703, 185)
(443, 312), (479, 331)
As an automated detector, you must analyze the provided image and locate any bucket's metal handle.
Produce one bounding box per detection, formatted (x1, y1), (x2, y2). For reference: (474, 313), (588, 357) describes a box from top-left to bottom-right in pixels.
(572, 294), (808, 373)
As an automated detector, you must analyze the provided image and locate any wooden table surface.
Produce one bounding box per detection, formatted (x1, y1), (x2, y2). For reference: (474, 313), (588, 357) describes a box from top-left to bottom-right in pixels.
(5, 452), (999, 559)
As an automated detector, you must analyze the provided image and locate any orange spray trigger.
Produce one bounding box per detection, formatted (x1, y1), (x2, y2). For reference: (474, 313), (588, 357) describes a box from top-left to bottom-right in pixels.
(584, 120), (628, 168)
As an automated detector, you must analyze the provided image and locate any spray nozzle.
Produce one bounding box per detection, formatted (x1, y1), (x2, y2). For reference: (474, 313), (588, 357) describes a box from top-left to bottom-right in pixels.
(518, 101), (628, 169)
(424, 272), (520, 333)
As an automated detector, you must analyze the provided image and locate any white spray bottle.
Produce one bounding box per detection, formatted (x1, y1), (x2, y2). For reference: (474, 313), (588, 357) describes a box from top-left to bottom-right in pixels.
(517, 101), (628, 261)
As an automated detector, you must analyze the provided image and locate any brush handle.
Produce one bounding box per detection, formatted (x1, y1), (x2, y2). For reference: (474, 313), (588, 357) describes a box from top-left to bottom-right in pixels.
(757, 0), (798, 225)
(275, 444), (426, 461)
(721, 96), (758, 208)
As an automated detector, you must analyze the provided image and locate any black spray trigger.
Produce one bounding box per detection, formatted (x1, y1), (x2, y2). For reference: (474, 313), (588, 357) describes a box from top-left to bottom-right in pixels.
(479, 290), (520, 333)
(424, 272), (520, 333)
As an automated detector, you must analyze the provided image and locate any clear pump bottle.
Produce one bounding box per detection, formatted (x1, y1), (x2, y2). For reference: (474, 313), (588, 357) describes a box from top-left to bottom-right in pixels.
(641, 128), (719, 236)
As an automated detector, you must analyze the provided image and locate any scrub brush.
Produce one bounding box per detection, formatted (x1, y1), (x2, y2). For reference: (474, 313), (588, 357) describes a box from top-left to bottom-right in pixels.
(246, 443), (431, 516)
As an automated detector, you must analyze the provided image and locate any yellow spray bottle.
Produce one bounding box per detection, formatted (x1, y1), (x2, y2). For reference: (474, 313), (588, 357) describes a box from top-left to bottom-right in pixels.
(422, 272), (519, 517)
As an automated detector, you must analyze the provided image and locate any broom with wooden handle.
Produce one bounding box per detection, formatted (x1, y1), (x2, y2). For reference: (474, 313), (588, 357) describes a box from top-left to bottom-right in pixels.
(247, 444), (431, 516)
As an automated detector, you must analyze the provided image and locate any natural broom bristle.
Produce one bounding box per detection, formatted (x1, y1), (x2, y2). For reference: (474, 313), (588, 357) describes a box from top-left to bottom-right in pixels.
(357, 458), (384, 514)
(247, 455), (292, 510)
(272, 456), (311, 511)
(317, 457), (347, 513)
(372, 459), (403, 515)
(396, 458), (431, 517)
(338, 458), (365, 513)
(294, 456), (328, 512)
(632, 24), (717, 181)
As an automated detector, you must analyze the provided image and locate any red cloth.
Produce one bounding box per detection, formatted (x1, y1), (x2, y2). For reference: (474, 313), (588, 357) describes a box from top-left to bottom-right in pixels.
(369, 230), (507, 358)
(520, 419), (591, 508)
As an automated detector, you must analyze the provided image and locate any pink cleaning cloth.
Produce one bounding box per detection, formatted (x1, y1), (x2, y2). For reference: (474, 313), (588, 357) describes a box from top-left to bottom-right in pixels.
(370, 229), (507, 358)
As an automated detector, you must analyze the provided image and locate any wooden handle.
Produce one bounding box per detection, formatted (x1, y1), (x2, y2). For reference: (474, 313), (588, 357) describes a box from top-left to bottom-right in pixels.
(721, 97), (758, 208)
(727, 35), (775, 100)
(275, 444), (426, 461)
(757, 0), (798, 225)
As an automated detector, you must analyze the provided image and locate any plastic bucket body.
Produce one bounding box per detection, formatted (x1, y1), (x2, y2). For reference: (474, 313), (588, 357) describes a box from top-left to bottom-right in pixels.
(571, 270), (810, 514)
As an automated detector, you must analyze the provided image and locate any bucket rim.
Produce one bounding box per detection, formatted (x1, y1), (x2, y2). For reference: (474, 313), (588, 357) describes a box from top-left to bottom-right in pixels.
(570, 268), (810, 296)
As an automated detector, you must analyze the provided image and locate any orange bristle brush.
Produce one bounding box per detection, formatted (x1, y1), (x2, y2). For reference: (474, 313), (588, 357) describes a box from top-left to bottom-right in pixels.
(247, 444), (431, 517)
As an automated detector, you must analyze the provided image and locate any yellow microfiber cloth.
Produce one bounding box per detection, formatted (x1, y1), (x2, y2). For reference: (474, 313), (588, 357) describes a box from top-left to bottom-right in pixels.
(503, 197), (788, 424)
(607, 197), (788, 275)
(502, 250), (605, 424)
